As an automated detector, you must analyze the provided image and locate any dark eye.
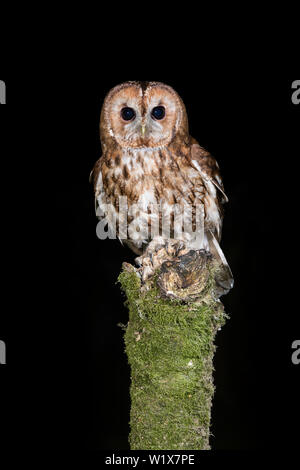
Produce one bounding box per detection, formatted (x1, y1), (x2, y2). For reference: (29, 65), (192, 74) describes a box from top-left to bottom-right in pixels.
(121, 107), (136, 121)
(151, 106), (165, 120)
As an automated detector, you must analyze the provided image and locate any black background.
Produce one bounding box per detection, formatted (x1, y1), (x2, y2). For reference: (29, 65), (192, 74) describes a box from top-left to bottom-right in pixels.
(0, 71), (299, 453)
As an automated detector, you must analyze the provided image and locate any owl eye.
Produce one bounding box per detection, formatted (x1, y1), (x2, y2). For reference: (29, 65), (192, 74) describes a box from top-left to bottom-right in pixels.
(151, 106), (165, 120)
(121, 107), (136, 121)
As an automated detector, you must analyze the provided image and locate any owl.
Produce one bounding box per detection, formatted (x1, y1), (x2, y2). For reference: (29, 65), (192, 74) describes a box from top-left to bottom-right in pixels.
(91, 81), (233, 290)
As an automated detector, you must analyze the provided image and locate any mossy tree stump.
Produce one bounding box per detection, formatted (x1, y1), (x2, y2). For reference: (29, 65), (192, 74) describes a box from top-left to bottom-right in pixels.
(118, 248), (229, 450)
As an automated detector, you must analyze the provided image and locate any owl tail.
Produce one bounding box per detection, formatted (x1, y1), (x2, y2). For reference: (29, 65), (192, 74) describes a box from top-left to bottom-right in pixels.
(206, 230), (234, 298)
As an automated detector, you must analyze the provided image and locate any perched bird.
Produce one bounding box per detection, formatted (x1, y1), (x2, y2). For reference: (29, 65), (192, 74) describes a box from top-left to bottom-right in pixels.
(91, 81), (233, 292)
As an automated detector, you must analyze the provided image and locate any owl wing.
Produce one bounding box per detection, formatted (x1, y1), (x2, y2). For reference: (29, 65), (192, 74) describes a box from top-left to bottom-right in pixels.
(90, 157), (125, 247)
(190, 142), (233, 295)
(90, 157), (104, 214)
(90, 157), (102, 191)
(190, 142), (228, 204)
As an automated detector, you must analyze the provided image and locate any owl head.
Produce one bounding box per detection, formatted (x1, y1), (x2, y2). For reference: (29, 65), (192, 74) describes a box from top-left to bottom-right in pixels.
(100, 81), (189, 150)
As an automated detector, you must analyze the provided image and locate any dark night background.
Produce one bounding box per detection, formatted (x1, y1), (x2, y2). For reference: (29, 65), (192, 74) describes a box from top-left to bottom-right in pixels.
(0, 71), (299, 453)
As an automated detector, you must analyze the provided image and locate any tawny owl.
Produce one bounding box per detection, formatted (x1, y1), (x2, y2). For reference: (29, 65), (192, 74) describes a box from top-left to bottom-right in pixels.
(91, 81), (233, 291)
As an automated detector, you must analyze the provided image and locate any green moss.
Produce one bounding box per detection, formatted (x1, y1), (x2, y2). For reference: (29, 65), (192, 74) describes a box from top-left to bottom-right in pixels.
(118, 268), (227, 450)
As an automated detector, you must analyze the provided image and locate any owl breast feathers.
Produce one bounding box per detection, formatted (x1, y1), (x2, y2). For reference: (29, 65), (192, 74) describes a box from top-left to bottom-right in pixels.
(92, 81), (230, 273)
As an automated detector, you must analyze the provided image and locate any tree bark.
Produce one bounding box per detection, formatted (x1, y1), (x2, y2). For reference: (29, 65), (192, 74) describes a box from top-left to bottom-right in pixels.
(118, 247), (228, 450)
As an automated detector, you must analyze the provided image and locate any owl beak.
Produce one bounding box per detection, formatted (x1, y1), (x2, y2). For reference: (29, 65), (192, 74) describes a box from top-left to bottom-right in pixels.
(141, 124), (146, 137)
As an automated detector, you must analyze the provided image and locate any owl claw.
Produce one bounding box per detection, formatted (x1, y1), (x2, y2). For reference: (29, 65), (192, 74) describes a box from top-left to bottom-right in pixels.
(135, 255), (143, 267)
(134, 239), (191, 282)
(141, 266), (153, 282)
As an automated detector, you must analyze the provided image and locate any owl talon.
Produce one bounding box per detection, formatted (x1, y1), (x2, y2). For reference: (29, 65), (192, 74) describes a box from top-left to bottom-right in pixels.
(141, 266), (153, 282)
(135, 255), (143, 267)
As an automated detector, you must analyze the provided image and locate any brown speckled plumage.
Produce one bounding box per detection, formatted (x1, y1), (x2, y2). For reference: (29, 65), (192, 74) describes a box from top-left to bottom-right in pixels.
(92, 81), (228, 256)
